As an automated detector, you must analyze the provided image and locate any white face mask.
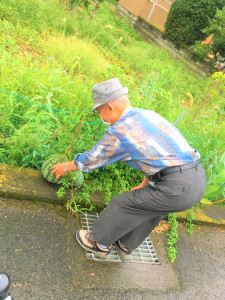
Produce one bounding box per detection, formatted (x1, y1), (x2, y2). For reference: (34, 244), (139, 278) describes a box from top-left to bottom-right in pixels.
(100, 115), (111, 126)
(100, 105), (111, 126)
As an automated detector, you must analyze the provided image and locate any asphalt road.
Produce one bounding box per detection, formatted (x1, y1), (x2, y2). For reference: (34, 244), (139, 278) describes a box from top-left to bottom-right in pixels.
(0, 198), (224, 300)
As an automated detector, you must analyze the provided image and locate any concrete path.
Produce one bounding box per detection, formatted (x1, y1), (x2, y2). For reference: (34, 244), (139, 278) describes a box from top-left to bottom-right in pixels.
(1, 198), (225, 300)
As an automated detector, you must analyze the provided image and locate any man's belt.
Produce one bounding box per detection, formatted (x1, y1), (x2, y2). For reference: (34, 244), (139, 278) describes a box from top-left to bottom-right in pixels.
(148, 160), (200, 180)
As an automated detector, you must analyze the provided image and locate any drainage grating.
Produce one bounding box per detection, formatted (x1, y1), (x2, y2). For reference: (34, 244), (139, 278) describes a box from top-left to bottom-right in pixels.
(80, 212), (160, 264)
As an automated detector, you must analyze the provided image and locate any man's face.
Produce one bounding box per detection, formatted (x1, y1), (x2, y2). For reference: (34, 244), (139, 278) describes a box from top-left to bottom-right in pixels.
(97, 104), (112, 124)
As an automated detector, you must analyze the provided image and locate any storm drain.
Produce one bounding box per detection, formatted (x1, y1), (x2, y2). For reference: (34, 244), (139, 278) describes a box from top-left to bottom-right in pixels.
(80, 212), (160, 264)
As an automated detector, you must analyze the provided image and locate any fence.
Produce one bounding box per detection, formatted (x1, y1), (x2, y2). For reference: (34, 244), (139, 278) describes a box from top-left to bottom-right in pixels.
(1, 89), (224, 171)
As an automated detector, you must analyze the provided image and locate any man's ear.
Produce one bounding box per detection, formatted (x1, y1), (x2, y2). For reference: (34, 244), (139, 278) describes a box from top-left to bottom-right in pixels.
(107, 103), (114, 111)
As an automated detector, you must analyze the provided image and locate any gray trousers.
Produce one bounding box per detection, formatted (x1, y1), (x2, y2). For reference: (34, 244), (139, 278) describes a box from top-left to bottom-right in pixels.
(93, 163), (206, 250)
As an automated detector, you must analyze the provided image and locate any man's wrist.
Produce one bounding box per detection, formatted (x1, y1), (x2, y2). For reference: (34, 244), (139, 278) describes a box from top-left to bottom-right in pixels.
(142, 177), (149, 186)
(64, 162), (69, 173)
(67, 160), (78, 172)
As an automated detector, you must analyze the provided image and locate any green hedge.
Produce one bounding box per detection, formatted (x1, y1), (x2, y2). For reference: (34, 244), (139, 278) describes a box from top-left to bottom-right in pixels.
(165, 0), (225, 48)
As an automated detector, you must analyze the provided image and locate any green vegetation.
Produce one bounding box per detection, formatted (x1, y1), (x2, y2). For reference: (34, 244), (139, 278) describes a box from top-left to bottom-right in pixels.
(165, 0), (225, 48)
(0, 0), (224, 216)
(190, 6), (225, 60)
(203, 7), (225, 57)
(200, 152), (225, 207)
(70, 0), (105, 8)
(190, 41), (211, 61)
(167, 213), (178, 262)
(1, 0), (224, 263)
(185, 207), (194, 235)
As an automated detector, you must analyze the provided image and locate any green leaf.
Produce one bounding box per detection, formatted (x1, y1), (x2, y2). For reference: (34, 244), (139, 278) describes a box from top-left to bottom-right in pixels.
(200, 198), (212, 205)
(204, 185), (221, 197)
(213, 169), (225, 185)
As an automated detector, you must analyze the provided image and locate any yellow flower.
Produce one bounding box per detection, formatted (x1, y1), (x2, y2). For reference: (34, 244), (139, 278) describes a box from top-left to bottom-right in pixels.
(105, 25), (113, 29)
(212, 71), (223, 78)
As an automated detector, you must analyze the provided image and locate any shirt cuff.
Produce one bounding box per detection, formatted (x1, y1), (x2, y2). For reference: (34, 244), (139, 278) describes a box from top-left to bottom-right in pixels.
(74, 154), (91, 173)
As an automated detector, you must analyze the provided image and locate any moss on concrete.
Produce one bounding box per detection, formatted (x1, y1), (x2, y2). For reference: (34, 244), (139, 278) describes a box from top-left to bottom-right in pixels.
(176, 206), (225, 227)
(1, 163), (225, 226)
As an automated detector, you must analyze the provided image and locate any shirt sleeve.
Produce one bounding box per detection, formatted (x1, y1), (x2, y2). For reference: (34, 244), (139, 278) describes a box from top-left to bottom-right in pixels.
(74, 130), (127, 172)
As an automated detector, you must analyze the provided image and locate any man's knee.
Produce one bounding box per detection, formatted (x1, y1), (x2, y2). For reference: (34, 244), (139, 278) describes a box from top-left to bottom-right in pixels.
(109, 191), (133, 208)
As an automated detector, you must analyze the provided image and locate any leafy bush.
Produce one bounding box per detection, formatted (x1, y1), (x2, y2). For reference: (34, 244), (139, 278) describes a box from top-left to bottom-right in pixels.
(164, 0), (225, 48)
(201, 151), (225, 206)
(190, 41), (211, 61)
(203, 7), (225, 57)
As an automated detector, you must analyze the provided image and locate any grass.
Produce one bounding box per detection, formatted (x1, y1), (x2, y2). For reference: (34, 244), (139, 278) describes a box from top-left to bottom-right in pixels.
(0, 0), (224, 204)
(0, 0), (208, 111)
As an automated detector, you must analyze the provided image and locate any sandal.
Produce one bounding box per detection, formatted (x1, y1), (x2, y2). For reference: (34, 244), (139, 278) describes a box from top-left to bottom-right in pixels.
(115, 240), (132, 262)
(76, 230), (111, 259)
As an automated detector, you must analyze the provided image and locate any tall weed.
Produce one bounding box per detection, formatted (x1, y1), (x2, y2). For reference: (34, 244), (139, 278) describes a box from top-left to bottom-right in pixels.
(0, 0), (224, 206)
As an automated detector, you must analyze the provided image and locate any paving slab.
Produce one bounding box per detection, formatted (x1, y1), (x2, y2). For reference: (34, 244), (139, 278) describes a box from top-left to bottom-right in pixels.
(67, 214), (180, 293)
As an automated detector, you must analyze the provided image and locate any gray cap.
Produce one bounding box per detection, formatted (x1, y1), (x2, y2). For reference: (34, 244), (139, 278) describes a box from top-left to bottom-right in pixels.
(91, 78), (128, 112)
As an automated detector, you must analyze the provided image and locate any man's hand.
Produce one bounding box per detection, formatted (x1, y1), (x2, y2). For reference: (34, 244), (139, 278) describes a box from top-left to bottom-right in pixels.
(51, 160), (78, 179)
(130, 177), (149, 191)
(51, 162), (68, 179)
(130, 184), (144, 191)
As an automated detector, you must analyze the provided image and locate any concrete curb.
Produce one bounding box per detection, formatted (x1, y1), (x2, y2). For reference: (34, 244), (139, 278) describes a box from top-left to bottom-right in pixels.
(176, 205), (225, 227)
(0, 163), (104, 211)
(1, 163), (225, 227)
(0, 163), (70, 205)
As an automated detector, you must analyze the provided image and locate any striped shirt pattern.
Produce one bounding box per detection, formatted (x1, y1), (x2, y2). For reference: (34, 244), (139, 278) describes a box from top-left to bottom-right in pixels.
(74, 107), (200, 176)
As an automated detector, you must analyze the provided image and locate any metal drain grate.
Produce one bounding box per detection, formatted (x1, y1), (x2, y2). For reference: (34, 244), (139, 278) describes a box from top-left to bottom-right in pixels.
(80, 212), (160, 264)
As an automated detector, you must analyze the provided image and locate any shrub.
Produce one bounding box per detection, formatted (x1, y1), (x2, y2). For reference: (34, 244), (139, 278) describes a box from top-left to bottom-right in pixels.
(190, 41), (211, 61)
(203, 7), (225, 57)
(164, 0), (225, 48)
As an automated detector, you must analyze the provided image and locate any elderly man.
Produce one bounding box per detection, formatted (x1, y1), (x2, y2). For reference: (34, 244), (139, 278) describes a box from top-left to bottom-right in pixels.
(51, 78), (206, 261)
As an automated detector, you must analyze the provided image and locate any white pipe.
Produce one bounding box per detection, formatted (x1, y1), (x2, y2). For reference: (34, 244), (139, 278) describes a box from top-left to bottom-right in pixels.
(147, 0), (158, 21)
(150, 0), (170, 12)
(163, 0), (173, 5)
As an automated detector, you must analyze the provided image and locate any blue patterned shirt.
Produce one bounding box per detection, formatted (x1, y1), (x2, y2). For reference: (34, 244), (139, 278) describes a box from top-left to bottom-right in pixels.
(74, 107), (200, 176)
